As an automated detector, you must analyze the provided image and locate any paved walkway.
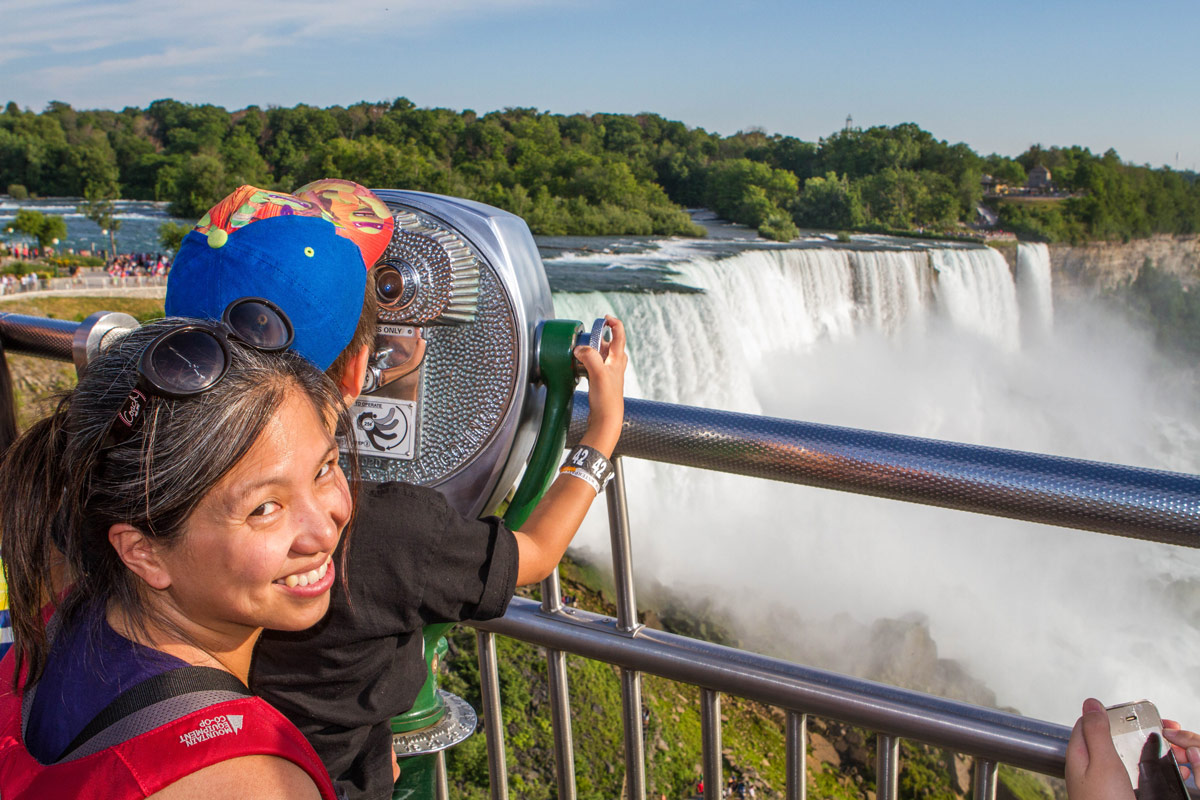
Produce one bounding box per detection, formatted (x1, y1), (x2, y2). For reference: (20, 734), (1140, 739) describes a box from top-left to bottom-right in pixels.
(0, 285), (166, 303)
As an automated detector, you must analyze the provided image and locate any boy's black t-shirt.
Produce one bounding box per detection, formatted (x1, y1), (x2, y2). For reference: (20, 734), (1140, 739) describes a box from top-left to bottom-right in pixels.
(251, 480), (519, 800)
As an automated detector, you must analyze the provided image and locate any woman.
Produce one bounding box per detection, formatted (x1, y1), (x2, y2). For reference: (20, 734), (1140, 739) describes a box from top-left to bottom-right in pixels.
(0, 304), (352, 799)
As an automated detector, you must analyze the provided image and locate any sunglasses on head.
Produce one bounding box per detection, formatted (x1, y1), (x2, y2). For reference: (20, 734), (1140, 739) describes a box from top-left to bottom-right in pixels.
(106, 297), (294, 445)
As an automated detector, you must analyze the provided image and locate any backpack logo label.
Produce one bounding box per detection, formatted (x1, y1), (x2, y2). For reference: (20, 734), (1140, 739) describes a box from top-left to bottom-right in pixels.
(179, 714), (244, 747)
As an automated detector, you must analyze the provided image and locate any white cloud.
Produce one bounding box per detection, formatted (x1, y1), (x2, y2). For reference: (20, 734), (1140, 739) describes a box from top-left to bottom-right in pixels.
(1, 0), (560, 52)
(2, 0), (574, 102)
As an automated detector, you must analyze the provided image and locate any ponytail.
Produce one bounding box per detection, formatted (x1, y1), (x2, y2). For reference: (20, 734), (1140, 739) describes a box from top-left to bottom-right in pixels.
(0, 400), (72, 688)
(0, 341), (18, 455)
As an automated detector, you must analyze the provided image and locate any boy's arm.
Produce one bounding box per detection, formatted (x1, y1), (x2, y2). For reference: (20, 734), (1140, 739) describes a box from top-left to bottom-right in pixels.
(513, 315), (626, 585)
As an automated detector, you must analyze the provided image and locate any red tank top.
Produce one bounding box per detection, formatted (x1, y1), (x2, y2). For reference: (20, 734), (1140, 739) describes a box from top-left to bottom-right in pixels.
(0, 649), (339, 799)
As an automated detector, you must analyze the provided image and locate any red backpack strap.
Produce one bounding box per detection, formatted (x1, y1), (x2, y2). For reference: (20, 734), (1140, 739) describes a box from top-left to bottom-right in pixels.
(53, 665), (250, 762)
(110, 695), (338, 798)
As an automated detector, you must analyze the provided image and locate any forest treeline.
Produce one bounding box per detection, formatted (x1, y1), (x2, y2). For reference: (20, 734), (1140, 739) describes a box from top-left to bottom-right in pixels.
(1, 98), (1198, 243)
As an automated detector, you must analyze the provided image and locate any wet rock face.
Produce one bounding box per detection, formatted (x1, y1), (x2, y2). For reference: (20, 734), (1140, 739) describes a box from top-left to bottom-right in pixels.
(1049, 235), (1200, 294)
(862, 616), (1000, 709)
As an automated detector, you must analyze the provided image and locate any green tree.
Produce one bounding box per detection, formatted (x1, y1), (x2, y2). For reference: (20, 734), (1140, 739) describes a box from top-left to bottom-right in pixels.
(794, 172), (865, 229)
(11, 208), (67, 249)
(158, 220), (191, 253)
(167, 153), (228, 219)
(704, 158), (799, 238)
(77, 132), (123, 256)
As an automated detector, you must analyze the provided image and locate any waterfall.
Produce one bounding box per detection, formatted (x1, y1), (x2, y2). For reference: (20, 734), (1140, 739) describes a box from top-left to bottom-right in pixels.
(1016, 243), (1054, 342)
(549, 239), (1200, 725)
(929, 246), (1020, 351)
(554, 246), (935, 412)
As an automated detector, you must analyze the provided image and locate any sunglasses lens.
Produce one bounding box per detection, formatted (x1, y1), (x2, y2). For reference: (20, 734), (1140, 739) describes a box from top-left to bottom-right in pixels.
(147, 328), (226, 395)
(226, 300), (293, 350)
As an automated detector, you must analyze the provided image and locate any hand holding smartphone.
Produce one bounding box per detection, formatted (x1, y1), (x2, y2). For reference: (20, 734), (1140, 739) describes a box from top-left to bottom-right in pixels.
(1107, 701), (1191, 800)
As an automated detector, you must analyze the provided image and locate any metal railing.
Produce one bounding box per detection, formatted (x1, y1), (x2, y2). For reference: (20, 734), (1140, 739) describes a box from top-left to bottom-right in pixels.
(4, 309), (1198, 798)
(0, 274), (167, 298)
(469, 392), (1200, 800)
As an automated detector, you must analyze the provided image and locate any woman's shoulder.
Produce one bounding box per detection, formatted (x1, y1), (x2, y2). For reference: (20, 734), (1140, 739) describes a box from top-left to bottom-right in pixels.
(146, 755), (322, 800)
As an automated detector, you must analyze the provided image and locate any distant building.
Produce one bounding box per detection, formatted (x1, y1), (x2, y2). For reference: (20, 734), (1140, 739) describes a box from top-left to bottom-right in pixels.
(980, 174), (1010, 196)
(1027, 165), (1053, 191)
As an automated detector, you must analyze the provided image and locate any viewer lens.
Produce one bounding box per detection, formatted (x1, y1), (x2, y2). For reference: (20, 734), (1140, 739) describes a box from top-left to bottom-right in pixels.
(376, 265), (404, 305)
(227, 299), (292, 350)
(148, 329), (226, 395)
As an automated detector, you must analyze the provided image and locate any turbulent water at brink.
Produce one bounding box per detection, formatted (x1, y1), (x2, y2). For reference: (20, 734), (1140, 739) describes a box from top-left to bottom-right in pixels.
(547, 236), (1200, 726)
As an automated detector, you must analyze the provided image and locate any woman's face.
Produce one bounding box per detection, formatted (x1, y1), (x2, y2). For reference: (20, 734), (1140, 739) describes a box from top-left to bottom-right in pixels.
(154, 386), (351, 639)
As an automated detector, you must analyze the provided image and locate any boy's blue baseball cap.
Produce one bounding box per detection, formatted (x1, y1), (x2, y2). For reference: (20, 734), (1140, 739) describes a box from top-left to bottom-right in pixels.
(166, 182), (394, 371)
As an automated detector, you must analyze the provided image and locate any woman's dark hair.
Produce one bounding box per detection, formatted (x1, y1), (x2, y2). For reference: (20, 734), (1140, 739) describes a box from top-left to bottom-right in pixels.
(0, 318), (357, 687)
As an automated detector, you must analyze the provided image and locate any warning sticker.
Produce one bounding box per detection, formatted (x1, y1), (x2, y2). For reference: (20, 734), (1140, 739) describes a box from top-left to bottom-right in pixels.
(350, 396), (416, 461)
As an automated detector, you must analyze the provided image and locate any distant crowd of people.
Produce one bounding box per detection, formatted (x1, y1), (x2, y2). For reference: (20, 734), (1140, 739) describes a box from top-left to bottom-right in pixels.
(0, 248), (172, 295)
(0, 273), (43, 294)
(105, 252), (170, 278)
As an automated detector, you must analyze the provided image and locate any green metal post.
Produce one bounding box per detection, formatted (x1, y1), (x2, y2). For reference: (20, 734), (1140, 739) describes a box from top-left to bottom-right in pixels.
(392, 320), (583, 799)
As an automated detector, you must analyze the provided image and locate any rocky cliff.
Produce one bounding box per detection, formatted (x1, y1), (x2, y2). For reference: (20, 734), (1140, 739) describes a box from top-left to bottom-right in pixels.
(1047, 235), (1200, 294)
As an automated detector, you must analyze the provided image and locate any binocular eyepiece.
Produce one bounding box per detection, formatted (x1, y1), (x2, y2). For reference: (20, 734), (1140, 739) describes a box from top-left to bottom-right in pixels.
(375, 260), (420, 313)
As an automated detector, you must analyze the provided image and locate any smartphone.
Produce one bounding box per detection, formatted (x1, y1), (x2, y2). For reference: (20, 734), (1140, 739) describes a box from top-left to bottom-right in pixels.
(1107, 700), (1190, 800)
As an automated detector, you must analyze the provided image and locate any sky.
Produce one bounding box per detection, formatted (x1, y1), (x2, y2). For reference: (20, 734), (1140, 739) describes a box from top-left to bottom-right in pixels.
(2, 0), (1198, 170)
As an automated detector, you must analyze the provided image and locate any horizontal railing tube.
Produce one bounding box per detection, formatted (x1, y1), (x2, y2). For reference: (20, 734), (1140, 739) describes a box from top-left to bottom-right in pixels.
(7, 312), (1199, 549)
(0, 313), (77, 361)
(570, 393), (1200, 547)
(474, 598), (1071, 777)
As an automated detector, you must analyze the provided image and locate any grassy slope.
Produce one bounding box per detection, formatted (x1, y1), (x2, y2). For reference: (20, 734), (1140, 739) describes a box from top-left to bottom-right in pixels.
(441, 557), (1061, 800)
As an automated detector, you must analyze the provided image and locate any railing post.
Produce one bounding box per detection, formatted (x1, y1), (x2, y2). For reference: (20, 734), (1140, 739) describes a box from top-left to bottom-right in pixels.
(786, 712), (807, 800)
(607, 458), (640, 633)
(435, 752), (449, 800)
(542, 570), (577, 800)
(475, 630), (509, 800)
(973, 758), (998, 800)
(607, 458), (646, 800)
(876, 734), (899, 800)
(700, 689), (722, 800)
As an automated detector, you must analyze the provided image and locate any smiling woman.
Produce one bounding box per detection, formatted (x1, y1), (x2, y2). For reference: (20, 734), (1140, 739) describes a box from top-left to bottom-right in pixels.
(0, 315), (354, 799)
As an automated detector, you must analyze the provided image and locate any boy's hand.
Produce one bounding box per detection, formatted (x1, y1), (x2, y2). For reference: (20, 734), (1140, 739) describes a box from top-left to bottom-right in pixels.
(1066, 698), (1135, 800)
(573, 315), (626, 458)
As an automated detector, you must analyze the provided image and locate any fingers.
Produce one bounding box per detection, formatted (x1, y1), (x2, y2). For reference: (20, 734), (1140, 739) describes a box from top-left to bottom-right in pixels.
(1066, 715), (1092, 782)
(573, 345), (603, 375)
(1162, 728), (1200, 777)
(1162, 721), (1194, 777)
(1079, 699), (1114, 755)
(595, 315), (626, 362)
(604, 315), (626, 359)
(1162, 727), (1200, 751)
(1076, 699), (1122, 774)
(578, 317), (626, 367)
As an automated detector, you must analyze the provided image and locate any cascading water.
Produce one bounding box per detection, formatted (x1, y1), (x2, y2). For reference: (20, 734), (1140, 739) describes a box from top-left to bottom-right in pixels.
(550, 237), (1200, 725)
(1016, 243), (1054, 343)
(930, 246), (1020, 351)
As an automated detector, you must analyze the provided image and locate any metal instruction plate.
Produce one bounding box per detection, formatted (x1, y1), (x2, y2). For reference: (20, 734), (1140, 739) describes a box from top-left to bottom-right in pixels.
(350, 395), (417, 460)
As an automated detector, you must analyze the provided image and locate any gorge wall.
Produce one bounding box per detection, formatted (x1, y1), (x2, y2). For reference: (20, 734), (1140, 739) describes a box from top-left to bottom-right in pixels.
(1046, 234), (1200, 294)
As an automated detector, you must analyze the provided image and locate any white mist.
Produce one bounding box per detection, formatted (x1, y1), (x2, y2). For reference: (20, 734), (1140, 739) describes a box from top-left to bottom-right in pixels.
(553, 242), (1200, 726)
